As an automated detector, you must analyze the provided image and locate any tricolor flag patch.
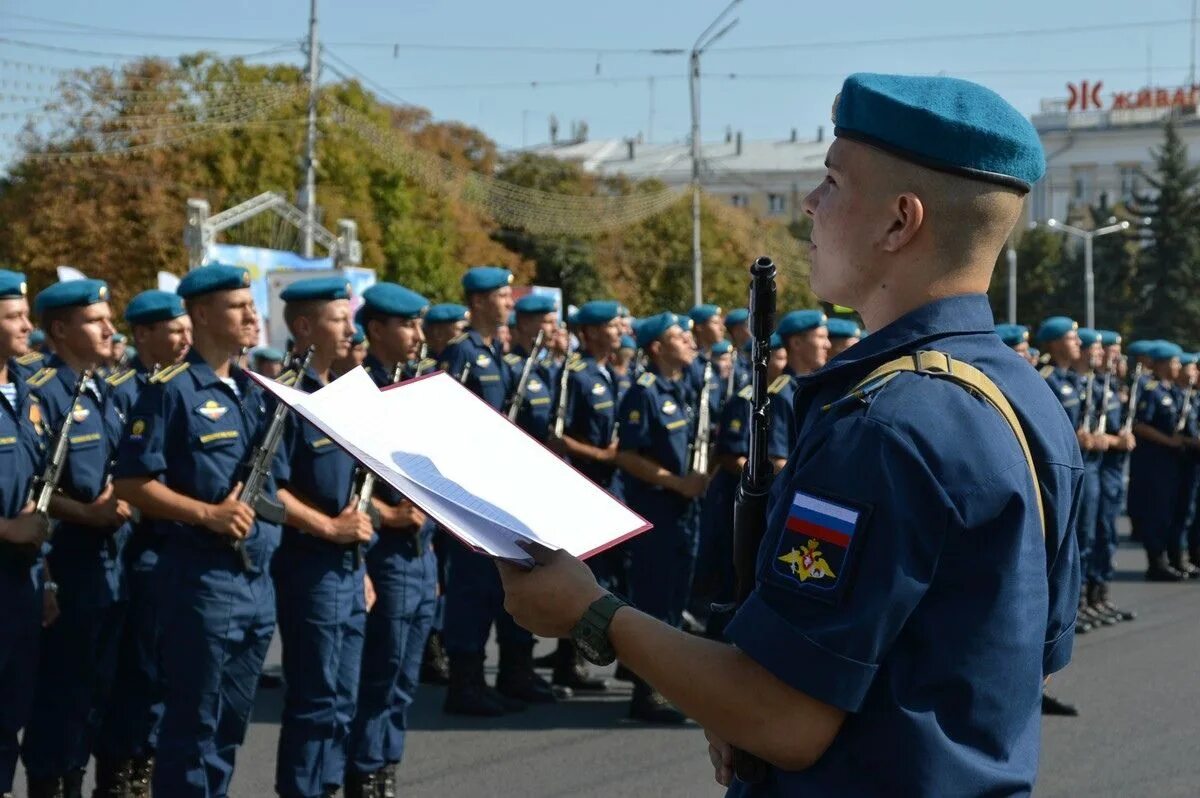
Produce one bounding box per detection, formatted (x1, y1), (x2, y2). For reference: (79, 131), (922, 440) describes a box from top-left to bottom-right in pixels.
(771, 489), (867, 601)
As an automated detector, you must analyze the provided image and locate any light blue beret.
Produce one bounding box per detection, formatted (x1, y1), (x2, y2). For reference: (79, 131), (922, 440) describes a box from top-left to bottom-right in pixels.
(635, 311), (682, 348)
(995, 323), (1030, 347)
(177, 264), (250, 299)
(35, 279), (109, 315)
(1077, 328), (1101, 347)
(515, 294), (557, 315)
(688, 304), (722, 323)
(1181, 352), (1199, 366)
(776, 309), (827, 339)
(361, 283), (429, 320)
(770, 332), (783, 350)
(350, 324), (365, 346)
(28, 329), (45, 347)
(125, 290), (186, 326)
(827, 318), (862, 340)
(1035, 316), (1078, 344)
(281, 276), (350, 303)
(1151, 341), (1183, 361)
(462, 266), (512, 295)
(252, 346), (284, 363)
(1027, 347), (1039, 360)
(111, 333), (127, 344)
(725, 308), (749, 327)
(425, 303), (468, 324)
(833, 73), (1045, 192)
(1098, 330), (1122, 347)
(0, 269), (26, 299)
(575, 300), (624, 326)
(619, 334), (636, 350)
(1126, 340), (1153, 356)
(711, 340), (732, 355)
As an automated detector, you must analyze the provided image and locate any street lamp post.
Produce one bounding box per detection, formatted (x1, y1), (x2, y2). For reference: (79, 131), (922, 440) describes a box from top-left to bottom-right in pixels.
(1042, 217), (1130, 330)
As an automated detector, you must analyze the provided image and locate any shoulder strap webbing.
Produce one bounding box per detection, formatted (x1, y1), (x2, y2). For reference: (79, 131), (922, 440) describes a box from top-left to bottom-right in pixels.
(847, 350), (1045, 539)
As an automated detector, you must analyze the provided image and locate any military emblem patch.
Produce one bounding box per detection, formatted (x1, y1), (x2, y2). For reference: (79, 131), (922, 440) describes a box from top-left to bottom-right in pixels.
(129, 419), (147, 441)
(770, 489), (868, 603)
(1059, 384), (1073, 395)
(628, 410), (641, 423)
(28, 402), (42, 434)
(591, 382), (606, 396)
(661, 400), (677, 415)
(528, 379), (543, 392)
(71, 403), (89, 423)
(196, 400), (229, 421)
(475, 353), (492, 367)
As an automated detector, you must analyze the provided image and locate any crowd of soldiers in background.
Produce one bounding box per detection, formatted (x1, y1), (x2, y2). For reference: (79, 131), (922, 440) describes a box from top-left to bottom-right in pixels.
(2, 260), (1193, 798)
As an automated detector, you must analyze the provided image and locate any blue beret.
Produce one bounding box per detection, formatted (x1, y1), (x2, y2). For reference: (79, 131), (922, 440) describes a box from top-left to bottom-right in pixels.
(725, 308), (749, 327)
(461, 266), (513, 295)
(833, 73), (1045, 192)
(252, 346), (284, 363)
(619, 334), (636, 350)
(826, 318), (862, 340)
(281, 276), (351, 303)
(776, 309), (827, 338)
(1077, 328), (1101, 347)
(635, 311), (682, 348)
(28, 329), (45, 346)
(711, 340), (732, 355)
(1181, 352), (1199, 366)
(177, 264), (250, 299)
(575, 300), (623, 326)
(770, 332), (783, 350)
(1126, 340), (1153, 356)
(1098, 330), (1122, 347)
(125, 290), (186, 326)
(1035, 316), (1078, 344)
(350, 324), (366, 346)
(994, 323), (1029, 347)
(1151, 342), (1184, 362)
(0, 269), (27, 299)
(112, 333), (127, 344)
(688, 304), (722, 323)
(35, 279), (109, 315)
(1027, 347), (1039, 360)
(425, 303), (469, 324)
(514, 294), (557, 315)
(361, 283), (429, 320)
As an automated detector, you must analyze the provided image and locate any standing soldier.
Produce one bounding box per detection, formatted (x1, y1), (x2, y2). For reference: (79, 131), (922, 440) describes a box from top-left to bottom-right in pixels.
(272, 277), (374, 798)
(769, 311), (831, 472)
(614, 312), (708, 723)
(345, 283), (437, 798)
(505, 294), (558, 442)
(687, 304), (725, 418)
(825, 318), (862, 358)
(331, 324), (368, 378)
(1170, 353), (1200, 578)
(96, 290), (192, 797)
(114, 264), (279, 797)
(251, 346), (286, 379)
(22, 279), (134, 798)
(1072, 329), (1113, 629)
(612, 334), (638, 401)
(422, 304), (469, 363)
(0, 271), (50, 798)
(439, 267), (554, 715)
(995, 323), (1030, 360)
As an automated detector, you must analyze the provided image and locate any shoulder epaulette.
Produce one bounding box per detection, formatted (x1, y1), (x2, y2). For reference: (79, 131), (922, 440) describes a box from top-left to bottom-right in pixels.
(276, 369), (299, 387)
(448, 332), (468, 346)
(737, 384), (753, 400)
(106, 369), (137, 388)
(768, 375), (791, 395)
(568, 358), (587, 372)
(16, 351), (43, 366)
(150, 362), (189, 384)
(27, 367), (57, 388)
(503, 353), (523, 366)
(636, 372), (656, 387)
(1146, 380), (1159, 391)
(418, 358), (437, 372)
(1039, 365), (1054, 378)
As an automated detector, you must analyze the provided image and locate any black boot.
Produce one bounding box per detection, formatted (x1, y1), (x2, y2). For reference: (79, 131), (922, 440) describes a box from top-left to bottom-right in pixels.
(629, 679), (687, 724)
(127, 757), (152, 798)
(1170, 549), (1200, 579)
(419, 631), (451, 686)
(443, 654), (517, 716)
(27, 777), (64, 798)
(614, 662), (636, 682)
(1077, 591), (1109, 629)
(1093, 582), (1136, 622)
(1085, 583), (1118, 626)
(497, 644), (558, 705)
(1146, 552), (1185, 582)
(92, 758), (132, 798)
(379, 763), (398, 798)
(553, 640), (610, 692)
(1041, 692), (1079, 716)
(344, 769), (382, 798)
(62, 771), (84, 798)
(533, 642), (562, 669)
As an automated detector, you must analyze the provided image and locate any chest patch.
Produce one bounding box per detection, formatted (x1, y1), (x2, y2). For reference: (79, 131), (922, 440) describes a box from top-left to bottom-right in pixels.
(528, 378), (543, 392)
(475, 353), (492, 368)
(1059, 384), (1073, 396)
(661, 400), (677, 415)
(1162, 395), (1174, 407)
(591, 382), (607, 396)
(196, 400), (229, 421)
(71, 403), (89, 423)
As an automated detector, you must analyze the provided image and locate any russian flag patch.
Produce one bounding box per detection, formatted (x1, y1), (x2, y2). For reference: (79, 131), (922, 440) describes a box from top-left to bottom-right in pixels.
(770, 489), (868, 601)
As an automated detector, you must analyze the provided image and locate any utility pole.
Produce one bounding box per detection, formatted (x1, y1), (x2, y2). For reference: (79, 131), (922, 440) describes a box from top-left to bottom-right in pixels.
(688, 0), (742, 307)
(1042, 217), (1130, 330)
(302, 0), (320, 258)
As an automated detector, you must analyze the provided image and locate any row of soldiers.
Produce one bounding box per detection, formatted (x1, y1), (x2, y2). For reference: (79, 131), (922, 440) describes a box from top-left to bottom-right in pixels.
(0, 262), (865, 798)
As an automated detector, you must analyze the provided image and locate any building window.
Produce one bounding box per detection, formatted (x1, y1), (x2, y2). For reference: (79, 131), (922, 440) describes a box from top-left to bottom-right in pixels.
(730, 194), (747, 208)
(1119, 165), (1141, 201)
(767, 193), (786, 215)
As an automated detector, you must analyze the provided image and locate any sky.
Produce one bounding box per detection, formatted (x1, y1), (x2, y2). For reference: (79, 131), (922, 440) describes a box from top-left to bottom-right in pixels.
(1, 0), (1199, 158)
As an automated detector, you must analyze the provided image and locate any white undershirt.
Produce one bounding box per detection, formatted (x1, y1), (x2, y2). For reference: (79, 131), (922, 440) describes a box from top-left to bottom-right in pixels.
(221, 377), (241, 399)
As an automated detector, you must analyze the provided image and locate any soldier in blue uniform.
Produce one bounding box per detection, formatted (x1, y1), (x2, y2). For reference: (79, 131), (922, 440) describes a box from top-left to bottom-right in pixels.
(271, 277), (374, 798)
(94, 289), (192, 797)
(331, 323), (368, 378)
(1168, 352), (1200, 579)
(505, 293), (558, 442)
(614, 312), (708, 723)
(345, 283), (438, 798)
(422, 303), (468, 363)
(768, 310), (830, 472)
(114, 264), (281, 797)
(22, 279), (134, 798)
(499, 73), (1082, 795)
(251, 346), (286, 379)
(438, 267), (554, 715)
(0, 270), (50, 798)
(687, 304), (726, 420)
(825, 318), (861, 358)
(995, 323), (1030, 358)
(612, 334), (637, 401)
(1074, 328), (1115, 628)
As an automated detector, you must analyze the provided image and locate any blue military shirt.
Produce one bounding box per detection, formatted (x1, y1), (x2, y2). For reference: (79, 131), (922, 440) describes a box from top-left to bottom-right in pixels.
(559, 353), (619, 486)
(716, 383), (752, 460)
(503, 346), (555, 442)
(767, 370), (799, 461)
(105, 357), (156, 427)
(113, 348), (281, 568)
(0, 363), (44, 521)
(724, 294), (1082, 797)
(1041, 365), (1083, 430)
(438, 329), (510, 411)
(616, 368), (697, 511)
(686, 353), (724, 425)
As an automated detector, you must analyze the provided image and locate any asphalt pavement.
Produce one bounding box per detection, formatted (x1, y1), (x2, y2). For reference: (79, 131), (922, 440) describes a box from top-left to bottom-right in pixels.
(12, 533), (1200, 797)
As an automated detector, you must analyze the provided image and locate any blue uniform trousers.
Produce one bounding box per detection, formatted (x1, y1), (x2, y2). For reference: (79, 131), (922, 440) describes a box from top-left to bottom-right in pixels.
(1075, 455), (1101, 583)
(151, 541), (275, 798)
(21, 542), (126, 780)
(692, 470), (737, 618)
(443, 540), (531, 655)
(1129, 442), (1181, 558)
(348, 532), (437, 776)
(625, 493), (700, 628)
(96, 532), (164, 763)
(273, 541), (366, 798)
(1172, 455), (1200, 556)
(1092, 453), (1125, 584)
(0, 555), (40, 793)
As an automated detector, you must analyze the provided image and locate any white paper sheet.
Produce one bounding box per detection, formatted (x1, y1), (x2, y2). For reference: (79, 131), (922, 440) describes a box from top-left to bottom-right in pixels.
(252, 368), (651, 565)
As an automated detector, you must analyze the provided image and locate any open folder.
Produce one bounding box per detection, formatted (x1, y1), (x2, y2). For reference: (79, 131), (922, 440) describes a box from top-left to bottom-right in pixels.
(251, 368), (651, 567)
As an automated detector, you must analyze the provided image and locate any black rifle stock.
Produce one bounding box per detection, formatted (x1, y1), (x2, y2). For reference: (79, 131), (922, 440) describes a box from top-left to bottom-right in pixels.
(30, 370), (92, 542)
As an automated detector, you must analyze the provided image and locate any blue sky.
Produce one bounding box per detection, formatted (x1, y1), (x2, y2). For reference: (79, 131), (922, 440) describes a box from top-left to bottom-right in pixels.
(1, 0), (1198, 155)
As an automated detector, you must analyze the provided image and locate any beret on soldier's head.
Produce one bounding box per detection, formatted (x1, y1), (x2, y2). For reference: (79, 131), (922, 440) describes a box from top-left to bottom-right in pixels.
(0, 269), (27, 299)
(28, 329), (45, 346)
(994, 323), (1030, 347)
(1097, 330), (1122, 347)
(112, 333), (127, 344)
(619, 334), (636, 351)
(1126, 340), (1154, 356)
(177, 264), (250, 299)
(514, 293), (557, 316)
(506, 311), (517, 327)
(125, 290), (186, 326)
(1150, 341), (1184, 362)
(35, 278), (109, 315)
(281, 276), (351, 304)
(1077, 328), (1101, 347)
(1181, 352), (1199, 366)
(361, 283), (429, 321)
(575, 300), (623, 326)
(688, 304), (722, 323)
(725, 308), (749, 327)
(711, 340), (732, 355)
(461, 266), (512, 295)
(832, 73), (1045, 192)
(771, 332), (784, 350)
(826, 318), (862, 340)
(776, 309), (827, 339)
(350, 324), (366, 346)
(425, 303), (468, 324)
(1027, 346), (1040, 360)
(1035, 316), (1078, 344)
(252, 346), (284, 363)
(635, 311), (681, 349)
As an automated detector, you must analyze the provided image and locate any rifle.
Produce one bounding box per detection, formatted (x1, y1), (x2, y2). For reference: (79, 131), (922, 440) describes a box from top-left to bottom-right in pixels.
(234, 346), (315, 570)
(1176, 375), (1195, 434)
(507, 329), (546, 423)
(1121, 363), (1144, 435)
(413, 343), (430, 377)
(354, 361), (404, 513)
(551, 353), (574, 439)
(727, 257), (777, 784)
(32, 370), (92, 521)
(1095, 365), (1114, 436)
(1080, 371), (1097, 435)
(690, 360), (713, 474)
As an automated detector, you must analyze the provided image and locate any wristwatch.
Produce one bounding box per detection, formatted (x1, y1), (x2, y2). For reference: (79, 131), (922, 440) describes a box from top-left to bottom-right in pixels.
(571, 593), (628, 666)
